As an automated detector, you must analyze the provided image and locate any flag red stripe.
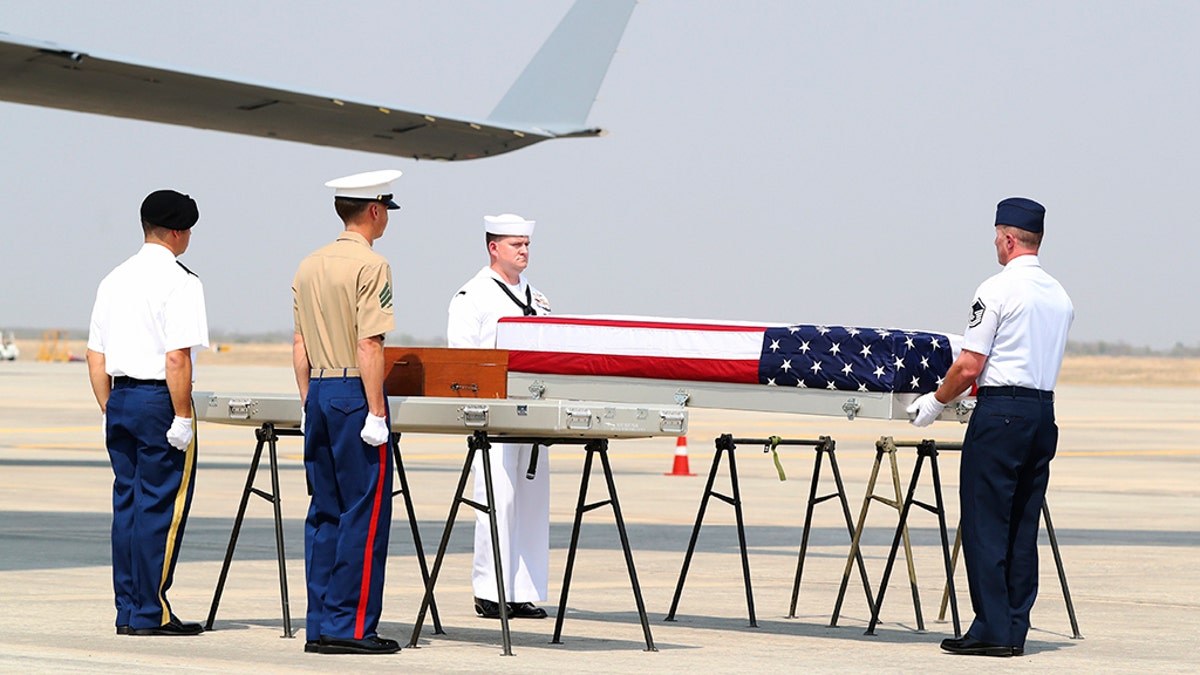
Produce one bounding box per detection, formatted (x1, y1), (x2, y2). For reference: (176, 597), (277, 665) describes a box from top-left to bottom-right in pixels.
(508, 350), (760, 384)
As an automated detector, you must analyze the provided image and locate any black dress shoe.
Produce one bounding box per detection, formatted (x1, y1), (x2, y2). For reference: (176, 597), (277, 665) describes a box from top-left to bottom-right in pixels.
(940, 635), (1013, 657)
(130, 619), (204, 636)
(1013, 646), (1025, 657)
(304, 640), (319, 653)
(317, 635), (400, 655)
(474, 597), (502, 619)
(116, 625), (130, 635)
(507, 602), (548, 619)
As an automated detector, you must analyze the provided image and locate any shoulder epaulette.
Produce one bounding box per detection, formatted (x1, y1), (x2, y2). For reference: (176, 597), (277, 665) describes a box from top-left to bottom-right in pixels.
(177, 261), (199, 277)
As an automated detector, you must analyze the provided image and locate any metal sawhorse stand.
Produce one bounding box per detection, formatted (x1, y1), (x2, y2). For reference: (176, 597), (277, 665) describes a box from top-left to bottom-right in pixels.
(664, 434), (873, 627)
(865, 439), (960, 636)
(831, 436), (928, 629)
(204, 423), (442, 637)
(407, 431), (656, 656)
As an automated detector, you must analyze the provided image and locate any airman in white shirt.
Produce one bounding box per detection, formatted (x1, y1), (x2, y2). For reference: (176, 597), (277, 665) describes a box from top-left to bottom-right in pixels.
(909, 197), (1074, 658)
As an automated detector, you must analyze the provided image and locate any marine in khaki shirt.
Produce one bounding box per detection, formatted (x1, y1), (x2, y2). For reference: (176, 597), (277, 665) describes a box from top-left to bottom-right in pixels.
(291, 169), (403, 656)
(293, 230), (395, 370)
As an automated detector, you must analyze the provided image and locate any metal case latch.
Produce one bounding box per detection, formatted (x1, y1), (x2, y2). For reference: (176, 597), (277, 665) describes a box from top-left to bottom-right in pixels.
(228, 398), (257, 420)
(527, 380), (546, 400)
(564, 408), (593, 430)
(660, 410), (686, 434)
(460, 404), (489, 428)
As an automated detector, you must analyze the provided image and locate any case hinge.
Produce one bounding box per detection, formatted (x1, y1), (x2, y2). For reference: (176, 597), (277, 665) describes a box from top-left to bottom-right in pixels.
(954, 399), (976, 423)
(841, 398), (861, 421)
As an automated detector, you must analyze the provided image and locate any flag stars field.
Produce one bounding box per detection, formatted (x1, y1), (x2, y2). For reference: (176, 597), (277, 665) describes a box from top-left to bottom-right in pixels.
(757, 325), (952, 394)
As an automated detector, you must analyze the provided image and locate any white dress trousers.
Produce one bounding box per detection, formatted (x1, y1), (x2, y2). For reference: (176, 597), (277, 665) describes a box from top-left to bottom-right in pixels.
(448, 265), (551, 602)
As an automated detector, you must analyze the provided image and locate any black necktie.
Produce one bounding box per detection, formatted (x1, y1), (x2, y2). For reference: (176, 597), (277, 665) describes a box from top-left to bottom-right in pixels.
(493, 279), (536, 316)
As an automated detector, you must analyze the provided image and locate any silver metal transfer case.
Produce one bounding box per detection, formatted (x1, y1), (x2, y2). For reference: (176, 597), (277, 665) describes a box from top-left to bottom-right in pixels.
(508, 373), (974, 423)
(193, 391), (687, 438)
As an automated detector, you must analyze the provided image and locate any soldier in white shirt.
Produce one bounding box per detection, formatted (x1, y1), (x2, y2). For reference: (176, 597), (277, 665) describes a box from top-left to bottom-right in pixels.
(448, 214), (551, 620)
(86, 190), (209, 637)
(909, 197), (1074, 657)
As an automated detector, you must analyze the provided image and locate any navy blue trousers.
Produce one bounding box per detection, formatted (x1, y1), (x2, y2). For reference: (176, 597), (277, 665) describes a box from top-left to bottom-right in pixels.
(959, 392), (1057, 648)
(303, 376), (393, 641)
(106, 379), (197, 630)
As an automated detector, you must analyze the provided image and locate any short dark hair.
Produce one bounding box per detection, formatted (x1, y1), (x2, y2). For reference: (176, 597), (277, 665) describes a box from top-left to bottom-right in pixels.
(334, 197), (373, 222)
(141, 220), (171, 238)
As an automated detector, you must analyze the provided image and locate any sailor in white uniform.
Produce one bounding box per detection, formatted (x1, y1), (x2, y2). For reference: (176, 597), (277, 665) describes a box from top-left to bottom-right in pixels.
(447, 213), (552, 619)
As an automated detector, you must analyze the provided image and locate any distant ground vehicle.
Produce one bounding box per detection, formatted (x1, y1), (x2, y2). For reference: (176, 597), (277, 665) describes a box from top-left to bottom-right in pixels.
(0, 331), (18, 360)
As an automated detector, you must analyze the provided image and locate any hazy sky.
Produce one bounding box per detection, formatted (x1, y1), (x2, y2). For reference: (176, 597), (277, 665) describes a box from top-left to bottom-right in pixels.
(2, 1), (1197, 348)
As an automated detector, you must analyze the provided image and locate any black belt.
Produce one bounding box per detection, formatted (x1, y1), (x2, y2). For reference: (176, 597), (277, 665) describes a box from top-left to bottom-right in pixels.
(113, 376), (168, 387)
(977, 385), (1053, 402)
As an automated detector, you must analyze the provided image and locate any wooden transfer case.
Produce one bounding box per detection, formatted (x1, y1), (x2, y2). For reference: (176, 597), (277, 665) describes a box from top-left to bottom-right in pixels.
(383, 347), (508, 398)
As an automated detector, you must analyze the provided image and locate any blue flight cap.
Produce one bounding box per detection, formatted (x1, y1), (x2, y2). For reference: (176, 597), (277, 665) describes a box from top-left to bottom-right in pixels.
(995, 197), (1045, 233)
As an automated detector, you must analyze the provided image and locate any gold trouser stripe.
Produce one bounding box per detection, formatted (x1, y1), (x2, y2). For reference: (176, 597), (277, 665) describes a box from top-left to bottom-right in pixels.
(156, 416), (196, 625)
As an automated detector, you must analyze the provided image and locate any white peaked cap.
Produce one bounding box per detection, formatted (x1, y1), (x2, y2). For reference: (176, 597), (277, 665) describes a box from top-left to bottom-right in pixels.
(484, 213), (535, 236)
(325, 169), (403, 208)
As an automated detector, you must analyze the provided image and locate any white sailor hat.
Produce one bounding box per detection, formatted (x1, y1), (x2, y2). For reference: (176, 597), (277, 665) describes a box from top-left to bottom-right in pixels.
(325, 169), (403, 209)
(484, 213), (535, 236)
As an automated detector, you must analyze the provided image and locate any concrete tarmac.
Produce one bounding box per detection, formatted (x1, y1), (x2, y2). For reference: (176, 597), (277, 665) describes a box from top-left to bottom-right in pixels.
(1, 361), (1197, 673)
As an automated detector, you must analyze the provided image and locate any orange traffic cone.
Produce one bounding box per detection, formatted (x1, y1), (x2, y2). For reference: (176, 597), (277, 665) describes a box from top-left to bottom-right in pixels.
(665, 435), (696, 476)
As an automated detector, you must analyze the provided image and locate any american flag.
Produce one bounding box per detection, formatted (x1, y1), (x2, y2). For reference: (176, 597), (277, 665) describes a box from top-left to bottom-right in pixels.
(496, 316), (956, 394)
(759, 325), (952, 393)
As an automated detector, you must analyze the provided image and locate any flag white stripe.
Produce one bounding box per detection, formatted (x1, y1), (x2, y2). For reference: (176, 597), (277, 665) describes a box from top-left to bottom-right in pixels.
(497, 316), (765, 360)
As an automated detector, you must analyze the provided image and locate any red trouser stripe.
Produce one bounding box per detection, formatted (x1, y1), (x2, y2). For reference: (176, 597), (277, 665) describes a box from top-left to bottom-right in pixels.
(355, 441), (388, 639)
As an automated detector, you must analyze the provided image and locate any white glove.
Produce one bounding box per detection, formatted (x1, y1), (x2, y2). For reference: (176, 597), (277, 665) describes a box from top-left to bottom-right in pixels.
(360, 413), (389, 447)
(907, 393), (946, 428)
(300, 406), (307, 433)
(166, 416), (194, 451)
(101, 412), (107, 444)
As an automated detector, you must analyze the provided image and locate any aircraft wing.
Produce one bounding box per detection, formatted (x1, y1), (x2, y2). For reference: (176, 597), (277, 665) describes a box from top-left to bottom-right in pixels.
(0, 32), (581, 161)
(0, 0), (637, 161)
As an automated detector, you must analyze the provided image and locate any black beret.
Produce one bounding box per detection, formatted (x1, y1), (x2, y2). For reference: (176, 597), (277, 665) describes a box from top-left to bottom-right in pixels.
(141, 190), (199, 231)
(995, 197), (1045, 234)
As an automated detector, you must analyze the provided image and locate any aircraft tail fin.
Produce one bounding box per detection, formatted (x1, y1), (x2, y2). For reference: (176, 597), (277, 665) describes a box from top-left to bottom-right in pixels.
(487, 0), (636, 134)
